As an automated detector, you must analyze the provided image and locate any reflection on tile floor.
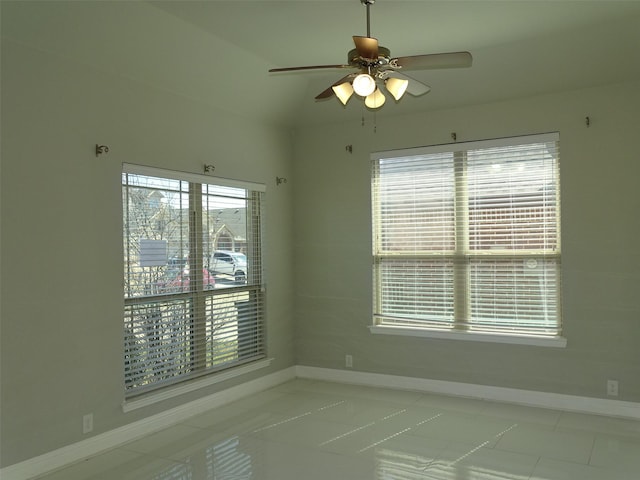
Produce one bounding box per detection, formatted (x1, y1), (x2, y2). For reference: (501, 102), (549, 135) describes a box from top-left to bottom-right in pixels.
(35, 379), (640, 479)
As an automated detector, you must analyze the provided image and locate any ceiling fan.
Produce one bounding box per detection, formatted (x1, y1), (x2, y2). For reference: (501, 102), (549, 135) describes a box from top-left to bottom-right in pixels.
(268, 0), (472, 109)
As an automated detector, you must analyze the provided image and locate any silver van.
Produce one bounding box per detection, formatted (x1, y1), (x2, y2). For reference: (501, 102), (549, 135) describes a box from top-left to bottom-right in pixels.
(209, 250), (247, 284)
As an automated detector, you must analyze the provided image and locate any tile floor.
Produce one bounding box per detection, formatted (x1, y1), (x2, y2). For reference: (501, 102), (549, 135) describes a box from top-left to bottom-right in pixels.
(35, 379), (640, 479)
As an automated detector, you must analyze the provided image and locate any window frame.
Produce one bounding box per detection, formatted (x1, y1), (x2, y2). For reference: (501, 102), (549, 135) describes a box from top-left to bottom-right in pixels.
(370, 133), (565, 347)
(122, 163), (268, 402)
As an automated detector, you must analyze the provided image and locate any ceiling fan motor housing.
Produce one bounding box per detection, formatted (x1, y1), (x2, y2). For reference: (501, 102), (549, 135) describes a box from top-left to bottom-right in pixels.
(348, 46), (390, 67)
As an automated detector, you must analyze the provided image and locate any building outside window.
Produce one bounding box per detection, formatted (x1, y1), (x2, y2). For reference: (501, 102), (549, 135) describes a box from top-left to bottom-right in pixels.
(122, 164), (266, 398)
(371, 133), (562, 344)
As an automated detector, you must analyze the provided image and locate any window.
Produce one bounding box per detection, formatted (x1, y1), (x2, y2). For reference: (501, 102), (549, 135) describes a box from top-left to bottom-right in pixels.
(371, 133), (562, 342)
(122, 164), (266, 398)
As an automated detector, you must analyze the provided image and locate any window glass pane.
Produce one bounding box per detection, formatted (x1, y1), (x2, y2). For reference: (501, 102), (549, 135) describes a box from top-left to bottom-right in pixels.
(375, 258), (455, 326)
(205, 290), (262, 368)
(124, 297), (193, 392)
(376, 153), (455, 253)
(467, 142), (559, 252)
(469, 257), (561, 335)
(202, 185), (249, 287)
(123, 173), (190, 299)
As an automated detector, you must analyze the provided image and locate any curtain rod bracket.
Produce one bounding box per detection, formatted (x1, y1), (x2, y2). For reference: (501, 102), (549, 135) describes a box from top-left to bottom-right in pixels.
(95, 144), (109, 157)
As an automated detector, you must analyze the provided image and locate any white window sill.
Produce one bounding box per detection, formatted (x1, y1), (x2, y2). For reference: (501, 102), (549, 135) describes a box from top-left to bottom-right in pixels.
(369, 325), (567, 348)
(122, 358), (273, 412)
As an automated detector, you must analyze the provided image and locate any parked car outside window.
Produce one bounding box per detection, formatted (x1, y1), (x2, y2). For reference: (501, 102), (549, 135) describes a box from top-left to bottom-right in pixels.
(156, 267), (215, 293)
(209, 251), (247, 284)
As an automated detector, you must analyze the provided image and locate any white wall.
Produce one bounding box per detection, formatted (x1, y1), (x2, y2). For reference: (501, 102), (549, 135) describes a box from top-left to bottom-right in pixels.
(293, 80), (640, 402)
(0, 8), (295, 470)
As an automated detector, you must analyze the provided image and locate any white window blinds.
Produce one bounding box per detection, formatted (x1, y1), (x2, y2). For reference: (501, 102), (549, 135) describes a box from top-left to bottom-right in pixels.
(372, 133), (561, 338)
(122, 164), (266, 397)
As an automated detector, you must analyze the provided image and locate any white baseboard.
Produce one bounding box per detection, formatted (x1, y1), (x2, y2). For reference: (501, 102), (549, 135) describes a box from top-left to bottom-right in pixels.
(1, 366), (296, 480)
(4, 365), (640, 480)
(122, 358), (275, 412)
(295, 365), (640, 420)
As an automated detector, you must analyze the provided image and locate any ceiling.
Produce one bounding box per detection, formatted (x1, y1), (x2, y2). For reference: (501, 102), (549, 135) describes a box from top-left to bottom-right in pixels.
(5, 1), (640, 128)
(144, 0), (640, 127)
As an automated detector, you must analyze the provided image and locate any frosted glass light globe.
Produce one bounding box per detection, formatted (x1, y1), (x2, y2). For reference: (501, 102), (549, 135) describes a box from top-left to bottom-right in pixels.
(332, 82), (354, 105)
(365, 88), (386, 109)
(352, 73), (376, 97)
(385, 77), (409, 101)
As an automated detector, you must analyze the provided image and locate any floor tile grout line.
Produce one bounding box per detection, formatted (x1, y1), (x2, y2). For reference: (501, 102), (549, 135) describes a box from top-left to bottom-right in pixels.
(356, 414), (443, 453)
(553, 410), (564, 432)
(527, 455), (544, 480)
(448, 440), (492, 466)
(318, 422), (377, 446)
(586, 433), (597, 467)
(251, 411), (315, 432)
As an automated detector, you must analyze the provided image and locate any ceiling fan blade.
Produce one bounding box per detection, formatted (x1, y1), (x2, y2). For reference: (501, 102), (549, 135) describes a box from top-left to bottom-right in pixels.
(353, 35), (379, 60)
(315, 74), (357, 100)
(315, 86), (335, 100)
(386, 72), (431, 97)
(392, 51), (473, 70)
(269, 64), (351, 73)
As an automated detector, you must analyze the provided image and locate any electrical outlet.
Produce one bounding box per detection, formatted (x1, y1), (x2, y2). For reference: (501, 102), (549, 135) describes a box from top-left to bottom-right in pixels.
(83, 413), (94, 434)
(345, 354), (353, 368)
(607, 380), (619, 397)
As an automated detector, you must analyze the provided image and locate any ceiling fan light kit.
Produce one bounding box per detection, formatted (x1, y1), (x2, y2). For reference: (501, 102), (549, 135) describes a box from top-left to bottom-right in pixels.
(268, 0), (472, 111)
